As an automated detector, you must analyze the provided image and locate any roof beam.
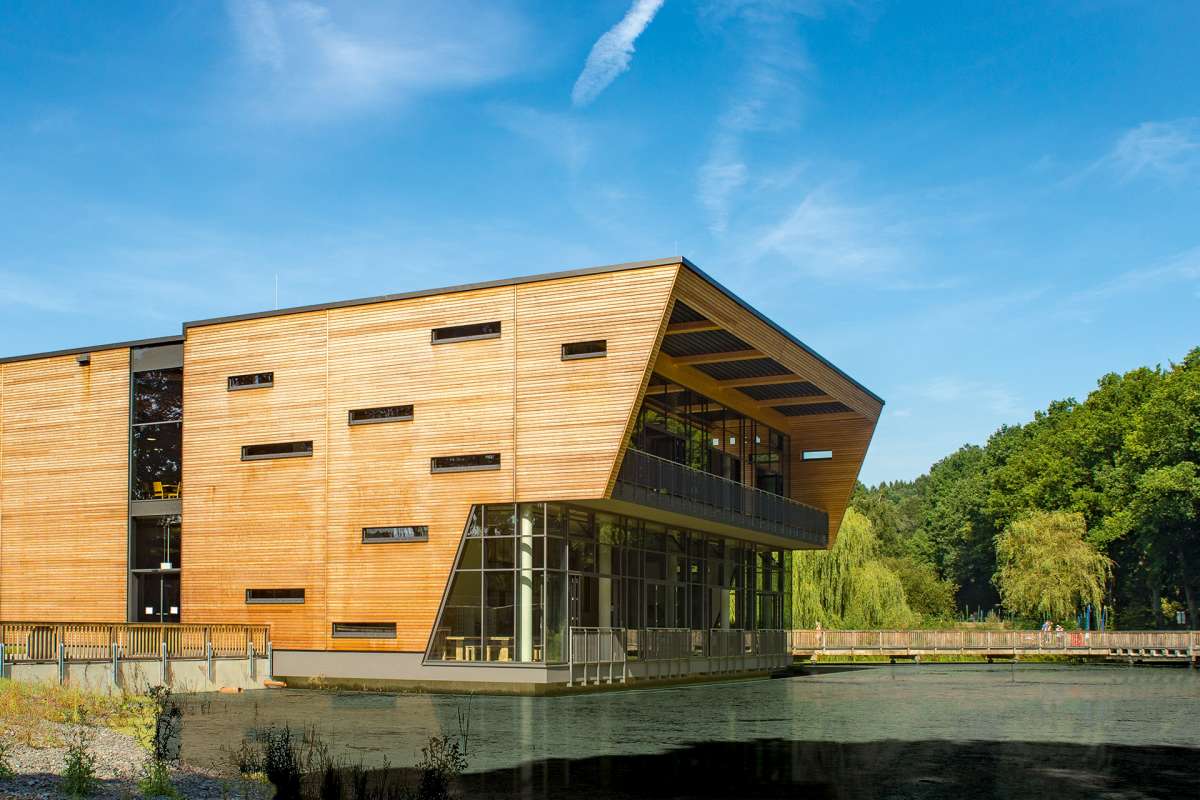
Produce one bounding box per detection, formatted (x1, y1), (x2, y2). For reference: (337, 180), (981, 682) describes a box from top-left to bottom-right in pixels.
(665, 320), (722, 335)
(759, 394), (836, 407)
(671, 349), (763, 366)
(715, 374), (804, 389)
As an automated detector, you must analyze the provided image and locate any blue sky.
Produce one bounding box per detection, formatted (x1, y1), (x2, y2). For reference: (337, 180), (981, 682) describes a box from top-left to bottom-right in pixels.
(1, 1), (1197, 484)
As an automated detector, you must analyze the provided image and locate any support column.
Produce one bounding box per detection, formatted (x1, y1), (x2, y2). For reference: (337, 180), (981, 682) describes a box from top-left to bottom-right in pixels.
(517, 505), (536, 662)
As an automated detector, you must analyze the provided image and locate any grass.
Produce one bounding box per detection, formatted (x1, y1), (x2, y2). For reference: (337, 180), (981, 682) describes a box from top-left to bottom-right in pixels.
(0, 678), (155, 748)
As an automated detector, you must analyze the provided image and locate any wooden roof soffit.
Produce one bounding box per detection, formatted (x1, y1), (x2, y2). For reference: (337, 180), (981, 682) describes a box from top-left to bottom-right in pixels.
(669, 270), (883, 421)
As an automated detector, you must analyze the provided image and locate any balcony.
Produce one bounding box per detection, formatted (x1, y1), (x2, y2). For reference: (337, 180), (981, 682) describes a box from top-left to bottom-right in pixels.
(612, 448), (828, 547)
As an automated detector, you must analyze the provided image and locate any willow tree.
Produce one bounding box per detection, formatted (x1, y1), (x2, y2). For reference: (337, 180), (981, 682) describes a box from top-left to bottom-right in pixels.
(792, 508), (915, 629)
(993, 510), (1111, 622)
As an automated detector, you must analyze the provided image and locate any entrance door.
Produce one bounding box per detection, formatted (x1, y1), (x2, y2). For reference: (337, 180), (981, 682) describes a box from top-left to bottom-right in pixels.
(134, 572), (181, 623)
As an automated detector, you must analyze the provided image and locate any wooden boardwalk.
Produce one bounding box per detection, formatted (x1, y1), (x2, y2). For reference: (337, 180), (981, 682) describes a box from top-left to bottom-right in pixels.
(791, 629), (1199, 664)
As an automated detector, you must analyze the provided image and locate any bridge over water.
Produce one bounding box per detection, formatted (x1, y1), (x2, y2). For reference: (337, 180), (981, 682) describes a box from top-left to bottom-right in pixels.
(791, 629), (1199, 665)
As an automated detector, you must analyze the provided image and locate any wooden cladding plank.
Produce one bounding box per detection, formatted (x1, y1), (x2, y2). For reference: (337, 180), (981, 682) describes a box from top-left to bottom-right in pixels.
(0, 351), (129, 621)
(671, 269), (883, 420)
(788, 414), (877, 542)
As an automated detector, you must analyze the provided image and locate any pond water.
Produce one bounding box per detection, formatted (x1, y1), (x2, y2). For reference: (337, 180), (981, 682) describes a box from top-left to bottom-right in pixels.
(180, 664), (1200, 798)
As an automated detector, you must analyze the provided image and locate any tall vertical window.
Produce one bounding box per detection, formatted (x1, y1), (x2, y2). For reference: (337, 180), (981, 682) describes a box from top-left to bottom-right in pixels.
(131, 368), (183, 500)
(131, 515), (182, 623)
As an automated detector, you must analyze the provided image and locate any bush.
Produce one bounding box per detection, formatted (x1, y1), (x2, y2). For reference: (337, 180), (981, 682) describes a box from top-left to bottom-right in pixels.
(138, 758), (178, 798)
(61, 724), (99, 798)
(0, 739), (14, 780)
(414, 736), (468, 800)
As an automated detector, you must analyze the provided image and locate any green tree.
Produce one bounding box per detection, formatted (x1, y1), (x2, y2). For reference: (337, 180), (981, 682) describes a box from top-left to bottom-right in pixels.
(884, 556), (957, 621)
(994, 510), (1112, 623)
(792, 509), (915, 628)
(1102, 348), (1200, 628)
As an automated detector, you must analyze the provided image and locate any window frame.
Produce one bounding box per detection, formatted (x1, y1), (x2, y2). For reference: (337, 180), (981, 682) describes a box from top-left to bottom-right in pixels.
(561, 340), (608, 361)
(332, 622), (397, 639)
(431, 453), (501, 474)
(347, 405), (414, 426)
(240, 441), (314, 461)
(245, 588), (305, 605)
(362, 525), (430, 544)
(430, 321), (501, 345)
(801, 450), (834, 461)
(227, 372), (274, 391)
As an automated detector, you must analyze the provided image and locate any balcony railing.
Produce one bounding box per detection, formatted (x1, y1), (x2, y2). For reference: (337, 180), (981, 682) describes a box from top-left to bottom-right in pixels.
(613, 448), (828, 547)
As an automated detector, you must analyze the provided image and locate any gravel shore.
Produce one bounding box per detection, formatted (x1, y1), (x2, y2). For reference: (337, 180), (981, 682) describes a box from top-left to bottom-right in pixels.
(0, 721), (251, 800)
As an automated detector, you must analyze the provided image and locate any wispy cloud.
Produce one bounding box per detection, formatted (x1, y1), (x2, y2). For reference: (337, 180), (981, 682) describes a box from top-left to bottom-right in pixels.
(1068, 119), (1200, 185)
(490, 104), (592, 173)
(752, 187), (908, 282)
(1108, 119), (1200, 181)
(697, 7), (814, 232)
(0, 269), (78, 314)
(911, 376), (1021, 417)
(1060, 245), (1200, 322)
(225, 0), (528, 120)
(571, 0), (665, 107)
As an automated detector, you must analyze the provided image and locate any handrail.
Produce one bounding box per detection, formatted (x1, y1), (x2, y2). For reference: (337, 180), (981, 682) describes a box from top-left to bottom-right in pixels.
(790, 629), (1199, 657)
(0, 622), (270, 663)
(614, 448), (828, 545)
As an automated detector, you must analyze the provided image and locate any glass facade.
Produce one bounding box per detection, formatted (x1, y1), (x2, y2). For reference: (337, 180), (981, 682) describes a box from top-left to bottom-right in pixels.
(631, 374), (789, 495)
(426, 503), (792, 664)
(131, 367), (183, 500)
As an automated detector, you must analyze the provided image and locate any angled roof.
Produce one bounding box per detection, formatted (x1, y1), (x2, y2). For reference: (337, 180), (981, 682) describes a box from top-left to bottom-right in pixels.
(0, 255), (883, 407)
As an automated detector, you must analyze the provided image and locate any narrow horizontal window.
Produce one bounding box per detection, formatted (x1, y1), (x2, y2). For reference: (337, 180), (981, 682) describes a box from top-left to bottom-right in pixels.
(431, 453), (501, 473)
(802, 450), (834, 461)
(561, 340), (607, 361)
(332, 622), (396, 639)
(241, 441), (313, 461)
(363, 525), (429, 543)
(431, 321), (501, 344)
(246, 588), (305, 604)
(348, 405), (414, 425)
(228, 372), (274, 391)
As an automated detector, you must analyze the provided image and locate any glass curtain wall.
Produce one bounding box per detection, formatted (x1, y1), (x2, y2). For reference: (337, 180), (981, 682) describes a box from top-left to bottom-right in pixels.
(426, 503), (792, 664)
(630, 374), (790, 495)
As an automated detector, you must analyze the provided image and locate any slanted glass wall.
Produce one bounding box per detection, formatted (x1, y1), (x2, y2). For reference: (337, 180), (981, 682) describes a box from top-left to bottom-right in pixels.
(426, 503), (792, 664)
(631, 374), (789, 495)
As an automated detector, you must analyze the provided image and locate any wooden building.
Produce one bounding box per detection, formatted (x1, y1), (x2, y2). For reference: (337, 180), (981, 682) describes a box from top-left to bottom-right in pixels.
(0, 258), (882, 690)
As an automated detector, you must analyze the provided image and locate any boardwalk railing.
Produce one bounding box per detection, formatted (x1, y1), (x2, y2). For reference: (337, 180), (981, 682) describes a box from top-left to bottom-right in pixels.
(0, 622), (270, 663)
(791, 629), (1199, 660)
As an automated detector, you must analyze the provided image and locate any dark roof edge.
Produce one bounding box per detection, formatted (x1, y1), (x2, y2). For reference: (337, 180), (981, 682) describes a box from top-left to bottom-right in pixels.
(0, 335), (184, 366)
(182, 256), (687, 331)
(678, 259), (885, 407)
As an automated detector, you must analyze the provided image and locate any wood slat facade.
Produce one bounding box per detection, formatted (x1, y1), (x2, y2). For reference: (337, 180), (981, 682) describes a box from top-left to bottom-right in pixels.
(0, 257), (881, 660)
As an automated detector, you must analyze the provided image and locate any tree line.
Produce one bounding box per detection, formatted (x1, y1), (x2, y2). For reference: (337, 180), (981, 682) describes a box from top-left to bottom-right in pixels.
(793, 346), (1199, 630)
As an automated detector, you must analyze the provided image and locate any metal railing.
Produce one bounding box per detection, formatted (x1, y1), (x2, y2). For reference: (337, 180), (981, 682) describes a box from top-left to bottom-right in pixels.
(568, 626), (791, 685)
(0, 622), (270, 663)
(791, 629), (1199, 658)
(613, 448), (828, 546)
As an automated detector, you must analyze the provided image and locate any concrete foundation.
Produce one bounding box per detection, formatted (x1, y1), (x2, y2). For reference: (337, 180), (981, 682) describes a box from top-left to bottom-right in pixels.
(2, 657), (270, 695)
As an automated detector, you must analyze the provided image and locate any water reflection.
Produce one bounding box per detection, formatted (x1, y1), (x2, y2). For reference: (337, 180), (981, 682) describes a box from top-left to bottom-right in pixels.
(180, 664), (1199, 796)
